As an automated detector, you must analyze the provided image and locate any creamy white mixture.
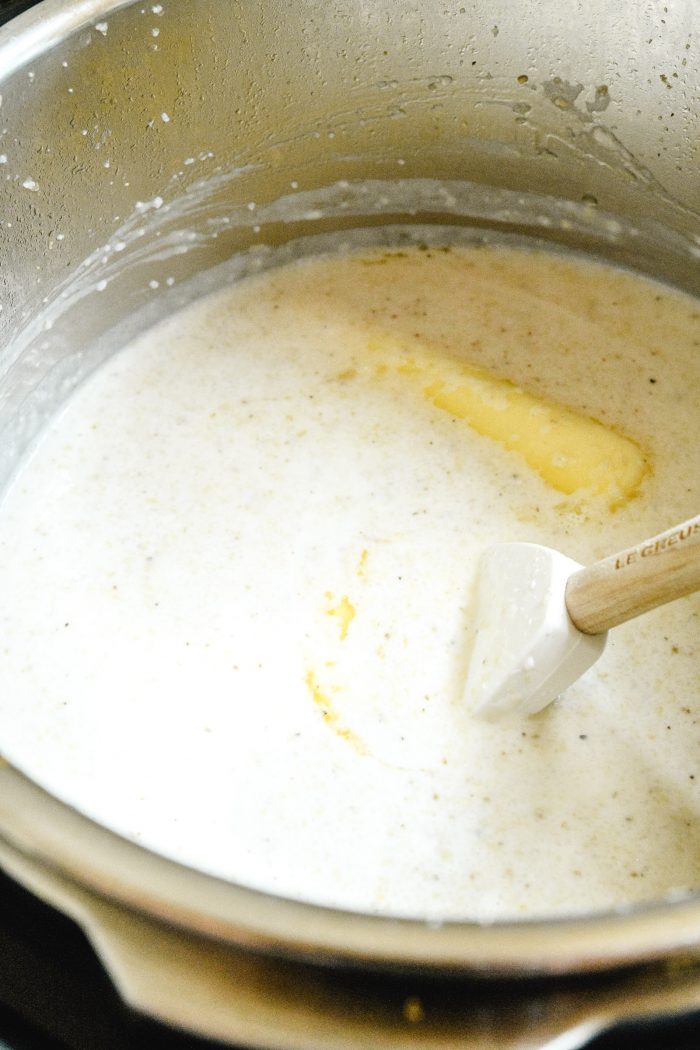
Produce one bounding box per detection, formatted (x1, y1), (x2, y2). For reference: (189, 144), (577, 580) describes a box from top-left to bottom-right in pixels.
(1, 241), (700, 921)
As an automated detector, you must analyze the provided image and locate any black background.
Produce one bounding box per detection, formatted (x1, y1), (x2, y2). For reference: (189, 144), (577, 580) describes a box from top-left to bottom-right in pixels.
(0, 0), (37, 24)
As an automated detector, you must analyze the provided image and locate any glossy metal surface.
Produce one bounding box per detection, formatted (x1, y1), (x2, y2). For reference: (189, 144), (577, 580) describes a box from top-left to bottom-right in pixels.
(2, 0), (700, 1042)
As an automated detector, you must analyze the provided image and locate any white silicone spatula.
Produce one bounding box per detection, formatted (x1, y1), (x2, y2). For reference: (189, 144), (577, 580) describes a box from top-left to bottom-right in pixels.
(464, 513), (700, 719)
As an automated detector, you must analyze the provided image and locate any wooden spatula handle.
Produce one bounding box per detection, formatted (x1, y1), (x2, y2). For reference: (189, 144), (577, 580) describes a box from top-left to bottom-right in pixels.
(565, 513), (700, 635)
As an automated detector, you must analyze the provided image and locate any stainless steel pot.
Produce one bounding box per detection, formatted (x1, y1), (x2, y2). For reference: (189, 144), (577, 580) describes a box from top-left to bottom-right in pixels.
(3, 1), (700, 1045)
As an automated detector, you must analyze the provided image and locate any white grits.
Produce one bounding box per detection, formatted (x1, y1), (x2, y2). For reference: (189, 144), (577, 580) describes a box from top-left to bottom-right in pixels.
(1, 241), (699, 921)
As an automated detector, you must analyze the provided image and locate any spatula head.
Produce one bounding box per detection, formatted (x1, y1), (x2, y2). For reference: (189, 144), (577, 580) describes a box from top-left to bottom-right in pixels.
(463, 543), (607, 719)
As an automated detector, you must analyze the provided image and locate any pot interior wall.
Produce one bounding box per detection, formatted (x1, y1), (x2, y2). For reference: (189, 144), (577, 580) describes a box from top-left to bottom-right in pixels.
(2, 0), (700, 486)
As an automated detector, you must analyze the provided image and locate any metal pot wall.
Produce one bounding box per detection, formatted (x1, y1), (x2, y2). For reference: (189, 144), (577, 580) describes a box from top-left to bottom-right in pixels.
(3, 1), (700, 1046)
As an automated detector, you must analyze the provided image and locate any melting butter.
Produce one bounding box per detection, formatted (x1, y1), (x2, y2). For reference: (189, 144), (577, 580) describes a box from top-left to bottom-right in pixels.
(366, 337), (650, 509)
(325, 594), (356, 640)
(304, 668), (367, 753)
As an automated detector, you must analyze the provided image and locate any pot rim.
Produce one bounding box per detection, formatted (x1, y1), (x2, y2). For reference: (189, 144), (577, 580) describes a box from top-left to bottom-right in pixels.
(2, 760), (700, 976)
(0, 0), (134, 77)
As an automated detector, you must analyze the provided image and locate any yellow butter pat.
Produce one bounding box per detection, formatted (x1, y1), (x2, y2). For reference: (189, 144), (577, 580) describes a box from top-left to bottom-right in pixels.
(368, 338), (649, 508)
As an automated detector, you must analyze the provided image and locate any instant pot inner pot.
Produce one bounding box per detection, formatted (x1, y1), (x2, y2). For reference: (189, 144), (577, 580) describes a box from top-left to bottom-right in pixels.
(3, 0), (700, 975)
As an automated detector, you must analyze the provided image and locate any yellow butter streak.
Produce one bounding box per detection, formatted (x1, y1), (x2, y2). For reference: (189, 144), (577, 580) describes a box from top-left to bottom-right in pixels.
(369, 339), (649, 509)
(304, 670), (367, 753)
(326, 594), (356, 640)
